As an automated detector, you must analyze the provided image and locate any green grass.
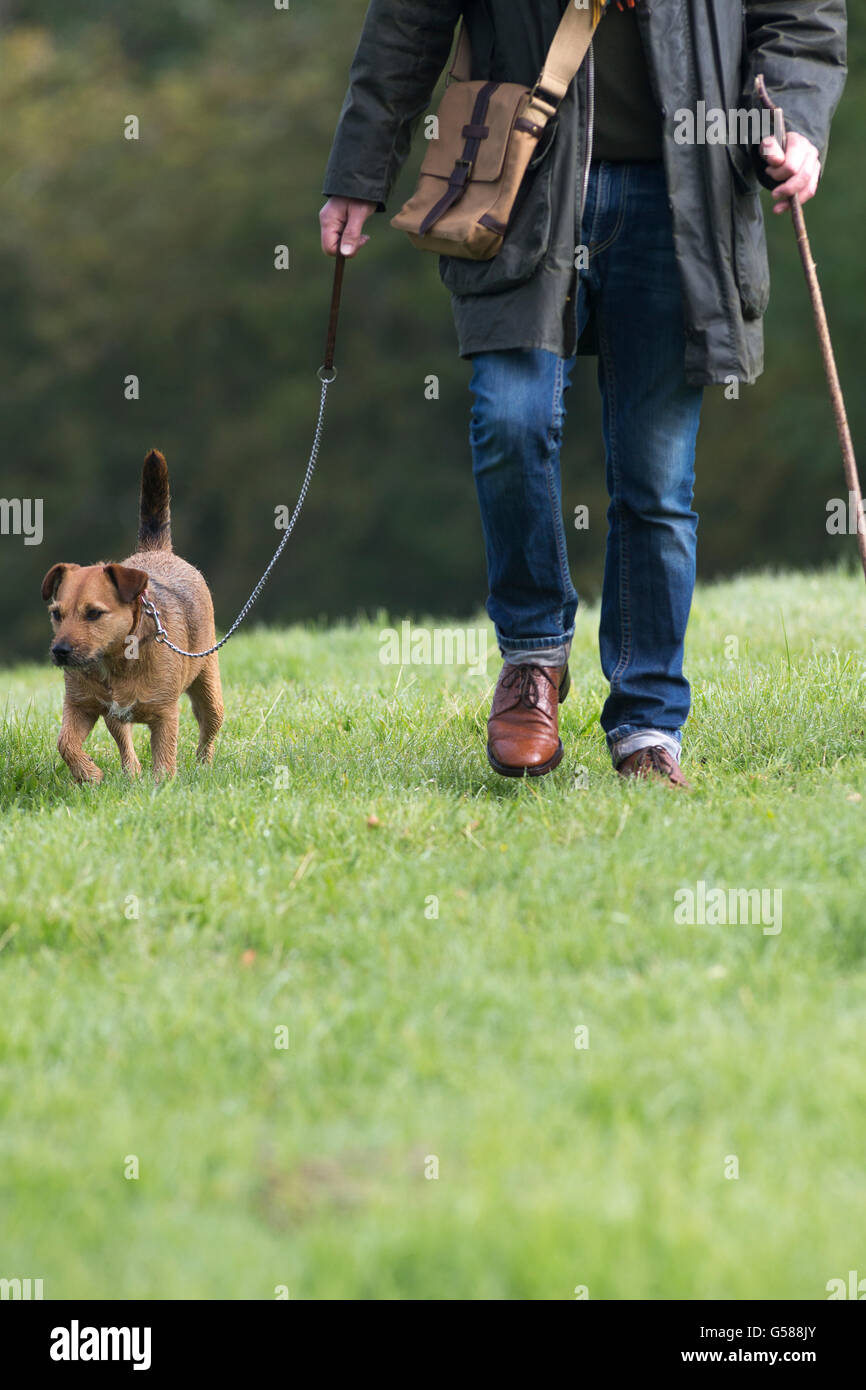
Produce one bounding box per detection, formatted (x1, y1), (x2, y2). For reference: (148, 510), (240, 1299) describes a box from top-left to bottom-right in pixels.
(1, 566), (865, 1300)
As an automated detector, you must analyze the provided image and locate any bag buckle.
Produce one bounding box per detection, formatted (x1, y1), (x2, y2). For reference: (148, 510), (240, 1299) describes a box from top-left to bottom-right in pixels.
(529, 81), (559, 114)
(451, 158), (474, 186)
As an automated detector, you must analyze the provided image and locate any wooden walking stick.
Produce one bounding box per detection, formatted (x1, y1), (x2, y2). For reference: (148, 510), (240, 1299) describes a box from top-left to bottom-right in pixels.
(755, 74), (866, 583)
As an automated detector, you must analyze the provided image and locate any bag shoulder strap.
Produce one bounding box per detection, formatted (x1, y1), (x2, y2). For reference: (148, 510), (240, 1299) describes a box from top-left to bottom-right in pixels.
(536, 1), (603, 105)
(449, 2), (603, 101)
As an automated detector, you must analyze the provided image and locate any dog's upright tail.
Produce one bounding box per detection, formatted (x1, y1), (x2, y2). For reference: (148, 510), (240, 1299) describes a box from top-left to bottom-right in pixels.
(138, 449), (172, 552)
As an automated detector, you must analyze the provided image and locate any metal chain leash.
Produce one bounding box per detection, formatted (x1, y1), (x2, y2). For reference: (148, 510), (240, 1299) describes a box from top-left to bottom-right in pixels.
(140, 255), (346, 660)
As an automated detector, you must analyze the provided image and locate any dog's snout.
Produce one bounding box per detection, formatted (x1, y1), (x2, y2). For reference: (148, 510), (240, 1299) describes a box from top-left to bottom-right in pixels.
(51, 640), (73, 666)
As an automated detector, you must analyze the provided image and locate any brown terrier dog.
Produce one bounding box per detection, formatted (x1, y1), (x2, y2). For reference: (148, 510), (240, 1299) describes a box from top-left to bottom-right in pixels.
(42, 450), (223, 782)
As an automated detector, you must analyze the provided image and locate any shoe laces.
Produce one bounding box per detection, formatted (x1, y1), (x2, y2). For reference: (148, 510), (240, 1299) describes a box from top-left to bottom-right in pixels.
(500, 664), (555, 711)
(634, 745), (675, 776)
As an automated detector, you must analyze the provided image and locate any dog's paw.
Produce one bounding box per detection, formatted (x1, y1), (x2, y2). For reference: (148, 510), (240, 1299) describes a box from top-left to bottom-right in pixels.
(74, 761), (104, 786)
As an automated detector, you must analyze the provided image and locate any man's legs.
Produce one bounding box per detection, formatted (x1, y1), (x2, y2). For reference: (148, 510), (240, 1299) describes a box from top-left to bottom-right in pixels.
(581, 160), (704, 771)
(468, 162), (703, 779)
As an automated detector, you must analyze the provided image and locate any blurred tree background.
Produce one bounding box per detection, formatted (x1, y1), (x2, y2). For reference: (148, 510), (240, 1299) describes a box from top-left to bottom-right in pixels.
(0, 1), (862, 663)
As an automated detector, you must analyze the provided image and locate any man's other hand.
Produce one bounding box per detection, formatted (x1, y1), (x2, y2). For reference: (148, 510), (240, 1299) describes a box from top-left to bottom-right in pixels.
(760, 131), (821, 213)
(320, 196), (377, 256)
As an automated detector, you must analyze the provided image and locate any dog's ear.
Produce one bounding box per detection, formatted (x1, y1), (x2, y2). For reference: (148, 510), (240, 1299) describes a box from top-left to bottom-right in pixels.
(41, 563), (78, 602)
(103, 564), (149, 604)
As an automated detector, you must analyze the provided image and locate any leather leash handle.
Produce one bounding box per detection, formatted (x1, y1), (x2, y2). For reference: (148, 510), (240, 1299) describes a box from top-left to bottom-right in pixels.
(320, 250), (345, 382)
(755, 75), (866, 584)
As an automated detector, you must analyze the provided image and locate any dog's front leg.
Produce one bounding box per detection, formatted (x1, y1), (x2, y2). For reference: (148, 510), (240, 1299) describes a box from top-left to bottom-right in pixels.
(149, 708), (179, 781)
(58, 704), (102, 784)
(104, 715), (142, 778)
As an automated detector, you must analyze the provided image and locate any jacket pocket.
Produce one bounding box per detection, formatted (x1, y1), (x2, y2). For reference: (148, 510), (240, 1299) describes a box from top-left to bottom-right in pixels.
(731, 184), (770, 320)
(437, 129), (557, 297)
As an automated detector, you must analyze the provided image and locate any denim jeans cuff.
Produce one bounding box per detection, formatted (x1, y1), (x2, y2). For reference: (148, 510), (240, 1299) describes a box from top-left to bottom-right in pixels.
(607, 727), (682, 768)
(500, 634), (573, 668)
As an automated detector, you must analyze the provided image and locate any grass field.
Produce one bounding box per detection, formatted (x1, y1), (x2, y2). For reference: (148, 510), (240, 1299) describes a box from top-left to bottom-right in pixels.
(1, 566), (865, 1300)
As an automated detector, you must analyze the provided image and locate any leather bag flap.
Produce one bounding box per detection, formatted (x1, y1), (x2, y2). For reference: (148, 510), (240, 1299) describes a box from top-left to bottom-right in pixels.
(419, 81), (529, 184)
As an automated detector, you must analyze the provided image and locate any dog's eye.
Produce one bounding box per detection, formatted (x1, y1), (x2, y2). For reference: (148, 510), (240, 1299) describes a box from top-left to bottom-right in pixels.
(85, 609), (105, 622)
(50, 610), (61, 622)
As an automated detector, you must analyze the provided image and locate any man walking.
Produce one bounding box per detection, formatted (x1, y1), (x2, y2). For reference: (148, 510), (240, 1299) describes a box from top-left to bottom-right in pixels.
(320, 0), (846, 787)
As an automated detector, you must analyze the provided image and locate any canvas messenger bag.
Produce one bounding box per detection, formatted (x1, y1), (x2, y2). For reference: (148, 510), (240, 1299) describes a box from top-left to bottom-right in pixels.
(391, 0), (604, 260)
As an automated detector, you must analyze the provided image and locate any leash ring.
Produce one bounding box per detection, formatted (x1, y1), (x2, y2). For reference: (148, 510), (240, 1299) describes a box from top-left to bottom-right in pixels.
(317, 364), (338, 384)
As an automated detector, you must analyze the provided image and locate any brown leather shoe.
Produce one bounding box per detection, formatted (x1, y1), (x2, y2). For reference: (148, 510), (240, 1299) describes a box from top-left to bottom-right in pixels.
(487, 662), (570, 777)
(616, 744), (692, 790)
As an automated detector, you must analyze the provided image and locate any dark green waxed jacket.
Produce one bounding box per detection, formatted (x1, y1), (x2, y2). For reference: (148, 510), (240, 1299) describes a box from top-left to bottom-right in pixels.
(323, 1), (847, 385)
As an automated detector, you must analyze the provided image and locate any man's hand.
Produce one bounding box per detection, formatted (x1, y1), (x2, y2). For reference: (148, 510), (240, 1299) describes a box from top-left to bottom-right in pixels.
(760, 131), (821, 213)
(320, 196), (377, 257)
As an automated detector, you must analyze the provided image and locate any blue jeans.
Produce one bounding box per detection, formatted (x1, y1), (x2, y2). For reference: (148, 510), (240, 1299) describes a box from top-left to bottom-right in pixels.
(468, 161), (704, 766)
